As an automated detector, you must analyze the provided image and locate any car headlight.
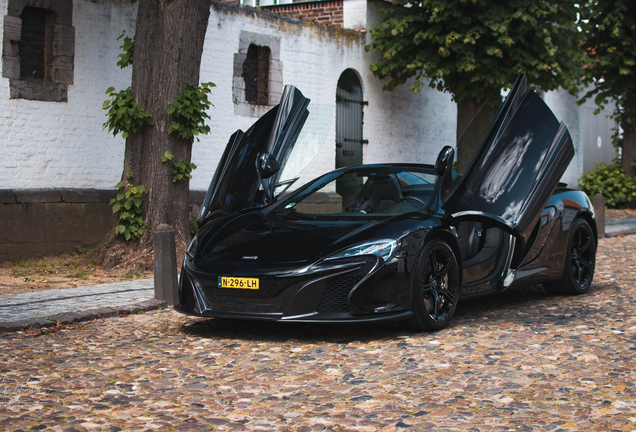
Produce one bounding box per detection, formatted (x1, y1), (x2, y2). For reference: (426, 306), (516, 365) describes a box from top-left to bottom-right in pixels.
(326, 238), (398, 262)
(186, 236), (198, 259)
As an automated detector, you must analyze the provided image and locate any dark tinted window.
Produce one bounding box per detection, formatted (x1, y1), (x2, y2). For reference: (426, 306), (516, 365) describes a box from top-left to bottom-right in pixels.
(242, 44), (270, 105)
(19, 6), (48, 80)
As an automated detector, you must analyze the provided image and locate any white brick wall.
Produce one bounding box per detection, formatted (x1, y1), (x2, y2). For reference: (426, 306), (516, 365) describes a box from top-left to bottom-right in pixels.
(193, 3), (457, 191)
(0, 0), (608, 193)
(0, 0), (137, 189)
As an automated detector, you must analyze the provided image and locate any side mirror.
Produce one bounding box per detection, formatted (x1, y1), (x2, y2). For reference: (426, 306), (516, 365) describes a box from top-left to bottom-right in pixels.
(256, 152), (280, 179)
(435, 146), (455, 176)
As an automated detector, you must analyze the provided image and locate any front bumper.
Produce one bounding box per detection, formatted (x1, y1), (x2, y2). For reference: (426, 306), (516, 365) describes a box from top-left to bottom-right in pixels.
(174, 254), (412, 323)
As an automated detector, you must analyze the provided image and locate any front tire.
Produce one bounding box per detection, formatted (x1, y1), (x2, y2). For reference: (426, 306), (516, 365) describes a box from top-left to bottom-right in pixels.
(406, 239), (460, 331)
(544, 218), (596, 295)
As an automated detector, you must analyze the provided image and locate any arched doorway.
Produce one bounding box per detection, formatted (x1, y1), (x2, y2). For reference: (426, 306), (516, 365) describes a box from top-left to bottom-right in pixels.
(335, 69), (367, 208)
(335, 69), (367, 169)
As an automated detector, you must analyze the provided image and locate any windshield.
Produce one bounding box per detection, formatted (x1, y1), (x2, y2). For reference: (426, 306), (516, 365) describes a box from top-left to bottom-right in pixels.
(273, 166), (438, 218)
(273, 104), (333, 197)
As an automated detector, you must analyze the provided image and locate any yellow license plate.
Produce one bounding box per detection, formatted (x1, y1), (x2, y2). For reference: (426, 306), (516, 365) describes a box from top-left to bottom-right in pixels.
(218, 276), (259, 289)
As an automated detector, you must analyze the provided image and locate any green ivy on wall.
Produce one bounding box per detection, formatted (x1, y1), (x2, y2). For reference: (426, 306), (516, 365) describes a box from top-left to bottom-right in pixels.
(110, 173), (149, 241)
(161, 151), (197, 183)
(116, 30), (134, 69)
(167, 82), (216, 142)
(103, 87), (154, 139)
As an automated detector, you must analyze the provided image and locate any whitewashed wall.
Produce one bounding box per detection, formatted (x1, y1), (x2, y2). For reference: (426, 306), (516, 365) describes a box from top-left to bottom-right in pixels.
(194, 1), (456, 191)
(0, 0), (456, 191)
(0, 0), (136, 189)
(0, 0), (605, 192)
(544, 89), (584, 188)
(545, 88), (618, 189)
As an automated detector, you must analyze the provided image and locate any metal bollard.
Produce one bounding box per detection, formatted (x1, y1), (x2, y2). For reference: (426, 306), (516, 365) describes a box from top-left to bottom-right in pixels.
(592, 194), (605, 238)
(153, 224), (179, 305)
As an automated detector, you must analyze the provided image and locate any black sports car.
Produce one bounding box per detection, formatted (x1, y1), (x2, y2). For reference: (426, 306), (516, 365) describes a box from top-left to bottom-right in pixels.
(175, 75), (597, 331)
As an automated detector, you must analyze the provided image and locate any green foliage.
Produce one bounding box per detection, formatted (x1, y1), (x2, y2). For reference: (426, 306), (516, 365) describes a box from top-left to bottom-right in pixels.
(578, 162), (636, 209)
(160, 150), (173, 164)
(116, 31), (135, 69)
(167, 82), (215, 142)
(365, 0), (586, 103)
(109, 177), (149, 241)
(190, 212), (199, 236)
(172, 160), (197, 183)
(578, 0), (636, 139)
(74, 245), (93, 256)
(160, 150), (197, 183)
(103, 87), (154, 139)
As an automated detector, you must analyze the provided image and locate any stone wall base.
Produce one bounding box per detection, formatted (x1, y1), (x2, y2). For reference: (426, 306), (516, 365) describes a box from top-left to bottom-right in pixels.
(0, 189), (342, 263)
(0, 189), (206, 263)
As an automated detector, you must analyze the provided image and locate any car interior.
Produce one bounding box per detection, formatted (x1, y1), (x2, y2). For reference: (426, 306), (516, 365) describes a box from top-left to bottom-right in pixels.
(456, 221), (506, 285)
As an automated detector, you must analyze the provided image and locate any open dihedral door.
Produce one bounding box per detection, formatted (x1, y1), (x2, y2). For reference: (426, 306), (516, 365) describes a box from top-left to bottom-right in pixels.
(198, 86), (310, 223)
(442, 75), (574, 249)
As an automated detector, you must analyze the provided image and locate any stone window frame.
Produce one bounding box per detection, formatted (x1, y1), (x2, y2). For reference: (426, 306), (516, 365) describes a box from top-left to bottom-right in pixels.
(2, 0), (75, 102)
(233, 31), (282, 117)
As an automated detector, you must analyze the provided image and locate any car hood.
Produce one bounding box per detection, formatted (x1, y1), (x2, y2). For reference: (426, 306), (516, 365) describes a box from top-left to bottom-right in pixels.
(192, 211), (428, 273)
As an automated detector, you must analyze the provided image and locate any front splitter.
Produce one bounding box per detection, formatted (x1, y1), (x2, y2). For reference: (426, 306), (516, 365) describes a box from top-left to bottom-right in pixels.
(174, 303), (412, 324)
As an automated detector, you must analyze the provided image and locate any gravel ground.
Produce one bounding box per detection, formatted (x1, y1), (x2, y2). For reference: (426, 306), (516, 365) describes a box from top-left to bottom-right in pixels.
(1, 235), (635, 431)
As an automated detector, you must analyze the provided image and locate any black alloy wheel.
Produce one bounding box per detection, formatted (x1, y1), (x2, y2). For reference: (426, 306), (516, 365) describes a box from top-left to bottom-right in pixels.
(545, 218), (596, 295)
(406, 239), (460, 331)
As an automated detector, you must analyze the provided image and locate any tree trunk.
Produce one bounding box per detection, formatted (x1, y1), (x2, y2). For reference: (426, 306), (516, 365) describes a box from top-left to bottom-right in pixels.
(621, 97), (636, 178)
(623, 128), (636, 177)
(98, 0), (211, 271)
(456, 98), (499, 174)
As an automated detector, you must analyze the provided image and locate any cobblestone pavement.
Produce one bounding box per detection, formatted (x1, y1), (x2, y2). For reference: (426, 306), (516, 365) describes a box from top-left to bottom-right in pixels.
(1, 235), (635, 431)
(0, 279), (154, 322)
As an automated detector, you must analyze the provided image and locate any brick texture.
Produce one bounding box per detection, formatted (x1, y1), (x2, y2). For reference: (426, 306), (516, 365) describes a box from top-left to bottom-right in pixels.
(264, 0), (344, 27)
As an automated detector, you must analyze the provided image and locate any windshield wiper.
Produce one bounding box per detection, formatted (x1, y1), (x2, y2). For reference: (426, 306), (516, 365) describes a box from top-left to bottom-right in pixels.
(281, 209), (316, 220)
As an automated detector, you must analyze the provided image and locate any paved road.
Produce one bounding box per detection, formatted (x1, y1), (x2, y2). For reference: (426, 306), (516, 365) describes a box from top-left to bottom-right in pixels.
(0, 279), (154, 322)
(0, 235), (634, 431)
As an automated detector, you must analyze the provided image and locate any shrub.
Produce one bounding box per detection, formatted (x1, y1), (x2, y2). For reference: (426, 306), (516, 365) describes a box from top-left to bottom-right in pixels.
(578, 162), (636, 209)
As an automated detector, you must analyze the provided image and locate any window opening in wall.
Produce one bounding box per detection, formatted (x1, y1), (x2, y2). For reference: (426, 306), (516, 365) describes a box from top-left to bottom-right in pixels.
(242, 44), (270, 106)
(3, 0), (75, 102)
(19, 6), (54, 81)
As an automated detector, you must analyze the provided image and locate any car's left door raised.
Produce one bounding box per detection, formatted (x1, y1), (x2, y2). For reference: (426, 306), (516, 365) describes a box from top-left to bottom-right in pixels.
(198, 86), (310, 222)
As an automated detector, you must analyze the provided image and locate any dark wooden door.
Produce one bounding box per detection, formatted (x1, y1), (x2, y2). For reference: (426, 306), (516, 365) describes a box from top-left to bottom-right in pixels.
(336, 69), (366, 168)
(335, 69), (367, 209)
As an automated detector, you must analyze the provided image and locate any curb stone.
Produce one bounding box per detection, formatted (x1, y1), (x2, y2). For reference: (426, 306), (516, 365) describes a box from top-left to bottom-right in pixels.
(0, 299), (167, 333)
(0, 317), (55, 332)
(605, 217), (636, 237)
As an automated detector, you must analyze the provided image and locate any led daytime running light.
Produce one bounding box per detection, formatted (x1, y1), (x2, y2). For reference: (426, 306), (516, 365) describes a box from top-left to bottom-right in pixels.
(326, 238), (398, 262)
